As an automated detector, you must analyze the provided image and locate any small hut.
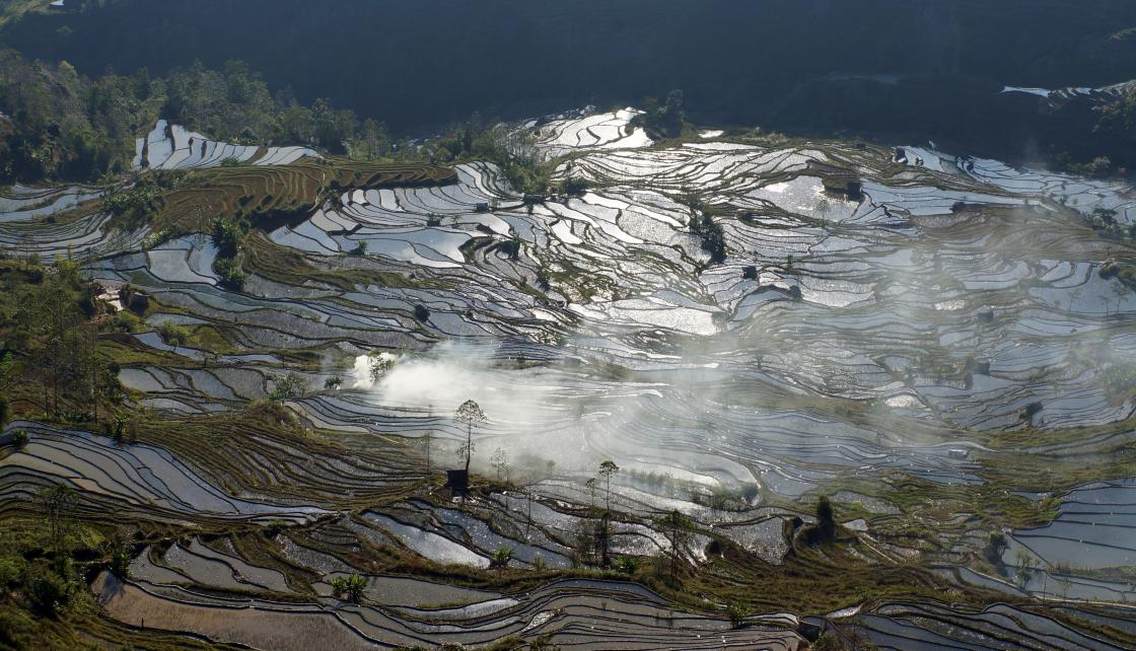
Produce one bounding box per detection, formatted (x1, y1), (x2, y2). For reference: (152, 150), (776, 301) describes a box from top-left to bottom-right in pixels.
(445, 469), (469, 498)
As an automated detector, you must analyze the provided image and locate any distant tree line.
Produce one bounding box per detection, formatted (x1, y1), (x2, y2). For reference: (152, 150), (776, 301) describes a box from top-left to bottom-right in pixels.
(0, 50), (394, 184)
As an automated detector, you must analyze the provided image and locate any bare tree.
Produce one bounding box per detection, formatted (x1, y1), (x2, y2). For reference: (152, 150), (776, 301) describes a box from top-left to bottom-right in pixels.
(455, 399), (486, 473)
(40, 484), (78, 554)
(421, 430), (433, 474)
(660, 509), (691, 584)
(492, 447), (510, 482)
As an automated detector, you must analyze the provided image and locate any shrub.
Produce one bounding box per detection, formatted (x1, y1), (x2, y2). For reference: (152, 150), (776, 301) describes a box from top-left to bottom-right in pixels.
(414, 304), (431, 322)
(211, 216), (249, 258)
(726, 602), (747, 629)
(268, 372), (307, 402)
(157, 321), (191, 346)
(214, 256), (246, 291)
(984, 532), (1008, 566)
(0, 609), (36, 649)
(615, 556), (638, 575)
(0, 556), (26, 587)
(491, 546), (513, 569)
(330, 574), (367, 604)
(11, 429), (28, 449)
(111, 309), (143, 332)
(220, 157), (242, 167)
(26, 571), (70, 617)
(563, 177), (590, 196)
(349, 241), (367, 256)
(106, 535), (132, 579)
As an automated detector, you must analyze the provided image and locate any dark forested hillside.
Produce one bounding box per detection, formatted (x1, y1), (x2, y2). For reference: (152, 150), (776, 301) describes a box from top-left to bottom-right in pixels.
(4, 0), (1136, 169)
(0, 51), (389, 183)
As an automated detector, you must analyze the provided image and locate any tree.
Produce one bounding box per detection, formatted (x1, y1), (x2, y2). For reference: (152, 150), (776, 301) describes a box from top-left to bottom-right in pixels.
(347, 118), (390, 161)
(40, 484), (77, 554)
(268, 372), (306, 402)
(815, 495), (836, 543)
(26, 570), (70, 618)
(660, 510), (691, 583)
(492, 447), (510, 482)
(1015, 550), (1037, 590)
(585, 477), (597, 511)
(727, 602), (748, 629)
(368, 353), (394, 385)
(105, 531), (132, 579)
(455, 399), (485, 473)
(633, 89), (687, 138)
(0, 351), (13, 426)
(422, 429), (433, 474)
(599, 460), (619, 513)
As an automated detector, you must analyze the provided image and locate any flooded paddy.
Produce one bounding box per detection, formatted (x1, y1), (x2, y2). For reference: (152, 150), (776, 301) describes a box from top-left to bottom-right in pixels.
(2, 106), (1135, 649)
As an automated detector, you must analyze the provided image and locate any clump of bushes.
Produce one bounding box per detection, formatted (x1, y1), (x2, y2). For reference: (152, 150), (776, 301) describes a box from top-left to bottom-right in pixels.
(268, 372), (307, 402)
(25, 570), (71, 618)
(157, 321), (191, 347)
(689, 213), (727, 264)
(211, 215), (250, 290)
(10, 429), (28, 449)
(563, 177), (590, 196)
(330, 574), (367, 603)
(631, 89), (688, 138)
(491, 546), (513, 569)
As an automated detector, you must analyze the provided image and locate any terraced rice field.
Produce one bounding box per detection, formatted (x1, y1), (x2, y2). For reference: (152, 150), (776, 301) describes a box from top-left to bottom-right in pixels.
(134, 119), (319, 170)
(2, 109), (1135, 648)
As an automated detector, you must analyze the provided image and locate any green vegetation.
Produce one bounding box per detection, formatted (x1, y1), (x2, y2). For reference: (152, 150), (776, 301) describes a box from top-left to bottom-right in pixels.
(211, 214), (250, 290)
(268, 372), (307, 402)
(632, 89), (688, 139)
(0, 50), (394, 184)
(115, 158), (453, 239)
(0, 49), (164, 182)
(156, 321), (191, 347)
(0, 257), (124, 425)
(455, 399), (486, 473)
(688, 213), (727, 264)
(491, 546), (514, 570)
(598, 460), (619, 513)
(1100, 257), (1136, 290)
(102, 174), (171, 226)
(329, 574), (367, 603)
(10, 429), (29, 449)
